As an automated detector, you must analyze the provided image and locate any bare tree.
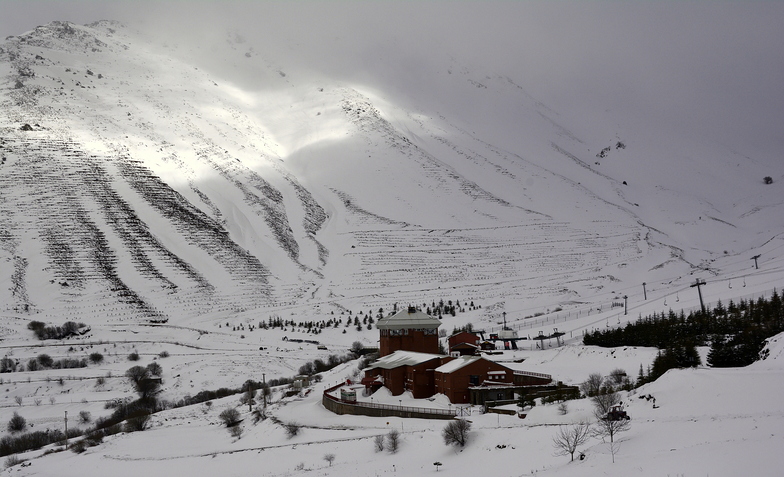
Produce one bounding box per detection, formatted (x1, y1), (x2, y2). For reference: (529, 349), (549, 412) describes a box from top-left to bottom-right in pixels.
(387, 429), (400, 453)
(609, 368), (627, 386)
(579, 373), (604, 397)
(350, 341), (364, 354)
(373, 434), (385, 452)
(593, 413), (630, 444)
(230, 424), (244, 439)
(240, 387), (256, 412)
(592, 391), (629, 444)
(323, 453), (335, 466)
(125, 366), (161, 402)
(591, 391), (621, 418)
(552, 422), (591, 461)
(442, 419), (471, 447)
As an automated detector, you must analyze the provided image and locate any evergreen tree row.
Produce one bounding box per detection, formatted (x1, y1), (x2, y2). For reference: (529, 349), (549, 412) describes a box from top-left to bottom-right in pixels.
(584, 289), (784, 368)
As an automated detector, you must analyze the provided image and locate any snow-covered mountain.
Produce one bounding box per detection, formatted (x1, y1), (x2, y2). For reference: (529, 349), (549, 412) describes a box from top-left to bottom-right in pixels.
(2, 18), (784, 477)
(3, 20), (781, 331)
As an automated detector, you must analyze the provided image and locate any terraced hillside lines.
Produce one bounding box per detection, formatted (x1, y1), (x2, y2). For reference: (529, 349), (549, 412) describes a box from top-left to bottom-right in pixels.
(114, 157), (272, 293)
(342, 221), (640, 301)
(190, 143), (301, 264)
(331, 189), (407, 227)
(82, 159), (212, 292)
(0, 132), (212, 321)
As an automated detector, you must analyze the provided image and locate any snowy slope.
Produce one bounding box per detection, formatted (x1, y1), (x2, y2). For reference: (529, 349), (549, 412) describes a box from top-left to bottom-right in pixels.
(2, 21), (782, 332)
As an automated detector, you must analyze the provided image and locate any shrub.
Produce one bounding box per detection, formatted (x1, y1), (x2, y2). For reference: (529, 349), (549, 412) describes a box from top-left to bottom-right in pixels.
(124, 410), (151, 432)
(764, 176), (773, 184)
(26, 359), (39, 371)
(219, 408), (241, 427)
(373, 434), (385, 452)
(89, 352), (104, 364)
(251, 407), (267, 424)
(158, 350), (170, 358)
(69, 440), (87, 454)
(284, 422), (301, 438)
(127, 352), (140, 361)
(79, 411), (91, 424)
(4, 455), (25, 469)
(442, 419), (471, 447)
(229, 425), (243, 439)
(37, 354), (54, 368)
(387, 429), (400, 453)
(146, 362), (162, 376)
(7, 413), (26, 433)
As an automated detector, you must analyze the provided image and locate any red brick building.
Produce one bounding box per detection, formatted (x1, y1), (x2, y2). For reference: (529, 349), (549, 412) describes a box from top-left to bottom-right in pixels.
(376, 306), (441, 356)
(433, 356), (514, 403)
(448, 331), (481, 356)
(362, 306), (545, 404)
(363, 350), (520, 404)
(362, 351), (446, 398)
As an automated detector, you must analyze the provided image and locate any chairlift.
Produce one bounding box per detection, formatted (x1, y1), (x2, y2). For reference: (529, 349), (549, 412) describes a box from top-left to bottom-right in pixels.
(676, 293), (680, 302)
(743, 278), (747, 287)
(664, 298), (667, 306)
(729, 281), (732, 289)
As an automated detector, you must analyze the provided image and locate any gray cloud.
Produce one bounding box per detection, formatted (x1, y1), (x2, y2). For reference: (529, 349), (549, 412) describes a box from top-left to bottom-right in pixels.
(2, 1), (783, 162)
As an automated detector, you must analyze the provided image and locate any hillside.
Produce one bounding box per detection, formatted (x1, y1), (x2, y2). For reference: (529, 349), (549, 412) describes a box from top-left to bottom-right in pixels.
(1, 17), (784, 477)
(2, 20), (782, 330)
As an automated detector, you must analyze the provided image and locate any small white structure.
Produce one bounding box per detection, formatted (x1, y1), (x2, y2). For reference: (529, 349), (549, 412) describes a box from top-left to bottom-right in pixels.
(340, 388), (357, 402)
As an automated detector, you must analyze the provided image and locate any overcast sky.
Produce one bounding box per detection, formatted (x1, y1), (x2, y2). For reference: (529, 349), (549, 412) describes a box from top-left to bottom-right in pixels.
(2, 1), (783, 163)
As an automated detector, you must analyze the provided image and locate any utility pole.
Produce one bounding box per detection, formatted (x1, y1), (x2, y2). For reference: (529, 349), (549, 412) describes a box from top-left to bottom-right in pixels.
(751, 254), (761, 270)
(623, 295), (628, 315)
(262, 373), (266, 407)
(642, 283), (647, 301)
(691, 279), (707, 314)
(64, 411), (68, 450)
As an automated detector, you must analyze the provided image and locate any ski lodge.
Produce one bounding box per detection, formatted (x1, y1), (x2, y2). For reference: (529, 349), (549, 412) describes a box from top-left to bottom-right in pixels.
(361, 306), (553, 404)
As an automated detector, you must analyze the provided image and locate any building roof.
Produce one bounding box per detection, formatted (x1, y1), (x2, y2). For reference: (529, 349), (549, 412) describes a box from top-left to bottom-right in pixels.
(434, 356), (483, 374)
(365, 350), (444, 371)
(376, 307), (441, 330)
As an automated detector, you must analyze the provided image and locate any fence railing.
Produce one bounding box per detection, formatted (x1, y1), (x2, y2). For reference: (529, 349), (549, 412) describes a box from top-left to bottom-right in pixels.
(513, 370), (552, 380)
(322, 383), (457, 418)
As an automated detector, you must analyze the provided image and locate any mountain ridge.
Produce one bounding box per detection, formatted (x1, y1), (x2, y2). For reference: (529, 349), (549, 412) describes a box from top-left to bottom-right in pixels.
(1, 20), (782, 328)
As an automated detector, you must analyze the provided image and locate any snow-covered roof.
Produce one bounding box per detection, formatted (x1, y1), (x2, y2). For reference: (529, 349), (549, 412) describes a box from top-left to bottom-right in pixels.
(434, 356), (483, 374)
(376, 308), (441, 330)
(365, 350), (443, 370)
